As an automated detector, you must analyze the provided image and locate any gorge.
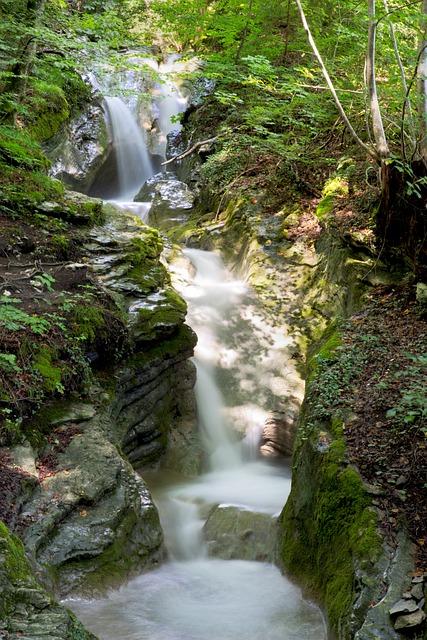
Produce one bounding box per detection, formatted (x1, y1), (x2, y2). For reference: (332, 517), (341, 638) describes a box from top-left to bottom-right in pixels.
(0, 3), (426, 640)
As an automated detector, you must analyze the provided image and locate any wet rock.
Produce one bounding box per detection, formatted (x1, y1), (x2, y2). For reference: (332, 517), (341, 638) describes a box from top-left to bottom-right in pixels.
(37, 191), (104, 226)
(129, 288), (187, 342)
(393, 609), (426, 630)
(47, 102), (110, 194)
(203, 505), (277, 562)
(134, 172), (194, 227)
(20, 409), (164, 595)
(260, 411), (296, 458)
(0, 522), (96, 640)
(411, 582), (425, 601)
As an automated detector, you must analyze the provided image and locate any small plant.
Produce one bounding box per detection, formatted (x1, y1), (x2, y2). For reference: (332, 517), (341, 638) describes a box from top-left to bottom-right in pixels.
(386, 354), (427, 432)
(31, 273), (55, 292)
(0, 353), (21, 374)
(0, 296), (50, 334)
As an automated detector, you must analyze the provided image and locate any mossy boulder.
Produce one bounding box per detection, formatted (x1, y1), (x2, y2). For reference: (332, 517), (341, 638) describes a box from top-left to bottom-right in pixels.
(0, 522), (96, 639)
(278, 329), (407, 639)
(129, 287), (187, 343)
(203, 505), (277, 562)
(20, 406), (164, 596)
(37, 191), (105, 226)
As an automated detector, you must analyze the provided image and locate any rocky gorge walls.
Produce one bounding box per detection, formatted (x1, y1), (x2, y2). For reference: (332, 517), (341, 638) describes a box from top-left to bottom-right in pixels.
(162, 167), (425, 638)
(0, 190), (199, 638)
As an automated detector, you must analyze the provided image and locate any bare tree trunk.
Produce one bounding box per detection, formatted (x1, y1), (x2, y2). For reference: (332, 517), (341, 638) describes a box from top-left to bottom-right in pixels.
(382, 0), (416, 149)
(294, 0), (377, 159)
(419, 0), (427, 164)
(366, 0), (389, 158)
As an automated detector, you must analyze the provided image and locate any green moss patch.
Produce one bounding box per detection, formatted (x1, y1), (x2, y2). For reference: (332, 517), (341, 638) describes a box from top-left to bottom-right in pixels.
(279, 327), (382, 637)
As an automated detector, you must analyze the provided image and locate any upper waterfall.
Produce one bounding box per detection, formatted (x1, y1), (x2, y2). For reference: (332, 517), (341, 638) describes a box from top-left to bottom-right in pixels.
(104, 96), (154, 202)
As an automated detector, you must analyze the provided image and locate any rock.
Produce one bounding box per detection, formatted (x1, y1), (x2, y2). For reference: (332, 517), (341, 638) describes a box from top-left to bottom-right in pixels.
(203, 505), (277, 562)
(0, 522), (96, 639)
(128, 288), (187, 343)
(411, 582), (425, 601)
(20, 412), (164, 595)
(389, 598), (419, 617)
(260, 411), (296, 458)
(10, 443), (38, 478)
(37, 191), (104, 226)
(134, 173), (194, 228)
(47, 102), (110, 194)
(393, 609), (426, 630)
(50, 403), (97, 426)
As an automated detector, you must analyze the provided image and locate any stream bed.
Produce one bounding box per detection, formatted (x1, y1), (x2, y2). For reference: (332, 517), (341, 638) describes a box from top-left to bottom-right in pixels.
(67, 248), (326, 640)
(65, 59), (326, 638)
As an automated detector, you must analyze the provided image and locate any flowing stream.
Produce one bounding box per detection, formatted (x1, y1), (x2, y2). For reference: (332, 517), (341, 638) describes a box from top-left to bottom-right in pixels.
(66, 59), (326, 640)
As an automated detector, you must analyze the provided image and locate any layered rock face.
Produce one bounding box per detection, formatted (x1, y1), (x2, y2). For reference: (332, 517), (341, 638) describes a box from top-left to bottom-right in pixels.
(0, 199), (198, 636)
(47, 103), (110, 194)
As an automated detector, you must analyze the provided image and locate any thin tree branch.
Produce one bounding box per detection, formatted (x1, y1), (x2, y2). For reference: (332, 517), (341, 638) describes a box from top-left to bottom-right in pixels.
(366, 0), (390, 158)
(294, 0), (378, 160)
(161, 137), (218, 166)
(382, 0), (416, 154)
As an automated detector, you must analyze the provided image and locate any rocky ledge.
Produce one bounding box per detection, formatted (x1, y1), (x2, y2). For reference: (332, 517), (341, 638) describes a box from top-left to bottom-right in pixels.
(0, 197), (198, 636)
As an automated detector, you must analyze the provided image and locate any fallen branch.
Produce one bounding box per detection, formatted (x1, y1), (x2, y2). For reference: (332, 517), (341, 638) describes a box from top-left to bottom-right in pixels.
(162, 136), (218, 166)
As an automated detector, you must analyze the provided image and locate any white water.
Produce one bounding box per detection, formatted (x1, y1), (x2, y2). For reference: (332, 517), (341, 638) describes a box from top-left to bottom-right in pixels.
(67, 62), (326, 640)
(149, 56), (189, 158)
(104, 96), (154, 202)
(68, 248), (326, 640)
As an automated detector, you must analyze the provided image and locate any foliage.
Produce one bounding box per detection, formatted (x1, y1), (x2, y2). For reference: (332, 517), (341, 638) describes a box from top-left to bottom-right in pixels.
(0, 295), (50, 334)
(386, 354), (427, 431)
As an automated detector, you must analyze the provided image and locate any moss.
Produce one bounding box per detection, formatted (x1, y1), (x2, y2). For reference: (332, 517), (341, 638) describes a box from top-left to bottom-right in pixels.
(279, 329), (382, 638)
(128, 323), (197, 369)
(25, 80), (70, 143)
(0, 125), (48, 170)
(128, 263), (169, 292)
(50, 233), (71, 258)
(316, 177), (348, 220)
(69, 305), (106, 342)
(0, 521), (36, 619)
(307, 325), (341, 379)
(132, 287), (187, 342)
(130, 231), (164, 261)
(33, 346), (63, 393)
(0, 164), (64, 213)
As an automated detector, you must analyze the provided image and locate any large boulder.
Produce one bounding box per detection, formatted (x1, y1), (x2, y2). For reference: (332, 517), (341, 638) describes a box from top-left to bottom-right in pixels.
(134, 173), (194, 228)
(47, 103), (110, 194)
(203, 505), (277, 562)
(18, 406), (164, 596)
(0, 522), (96, 640)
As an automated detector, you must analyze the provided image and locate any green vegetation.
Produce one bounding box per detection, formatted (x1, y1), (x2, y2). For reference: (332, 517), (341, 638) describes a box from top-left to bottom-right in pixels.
(280, 331), (382, 637)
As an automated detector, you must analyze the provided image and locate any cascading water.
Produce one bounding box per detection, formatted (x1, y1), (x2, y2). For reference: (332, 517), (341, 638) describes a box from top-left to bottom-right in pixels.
(66, 56), (326, 640)
(103, 96), (154, 202)
(67, 248), (326, 640)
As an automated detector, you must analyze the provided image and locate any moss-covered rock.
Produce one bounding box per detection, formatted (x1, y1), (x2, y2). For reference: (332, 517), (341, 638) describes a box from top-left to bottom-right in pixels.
(0, 521), (96, 639)
(20, 406), (164, 596)
(278, 330), (410, 639)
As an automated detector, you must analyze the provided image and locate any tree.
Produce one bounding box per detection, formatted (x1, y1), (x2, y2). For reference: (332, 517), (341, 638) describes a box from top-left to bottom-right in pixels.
(294, 0), (426, 272)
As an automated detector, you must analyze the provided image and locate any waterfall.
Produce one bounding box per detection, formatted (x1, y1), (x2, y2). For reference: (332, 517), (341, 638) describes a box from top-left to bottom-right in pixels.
(155, 77), (187, 158)
(104, 96), (154, 201)
(183, 248), (247, 471)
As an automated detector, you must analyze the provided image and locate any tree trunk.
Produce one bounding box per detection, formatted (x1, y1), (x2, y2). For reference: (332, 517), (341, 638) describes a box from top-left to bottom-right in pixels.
(419, 0), (427, 164)
(366, 0), (389, 158)
(293, 0), (377, 159)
